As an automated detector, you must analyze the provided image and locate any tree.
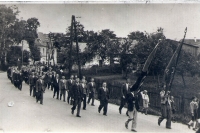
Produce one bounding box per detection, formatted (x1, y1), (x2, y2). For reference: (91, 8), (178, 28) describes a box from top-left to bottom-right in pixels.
(85, 29), (118, 66)
(119, 38), (135, 78)
(57, 45), (77, 69)
(23, 50), (30, 64)
(10, 20), (27, 44)
(0, 5), (19, 68)
(24, 18), (40, 63)
(7, 46), (22, 66)
(30, 46), (41, 64)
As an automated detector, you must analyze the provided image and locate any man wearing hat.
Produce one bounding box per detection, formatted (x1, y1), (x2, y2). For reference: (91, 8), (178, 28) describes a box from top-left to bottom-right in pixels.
(125, 90), (140, 132)
(140, 90), (149, 115)
(59, 76), (67, 102)
(36, 75), (45, 105)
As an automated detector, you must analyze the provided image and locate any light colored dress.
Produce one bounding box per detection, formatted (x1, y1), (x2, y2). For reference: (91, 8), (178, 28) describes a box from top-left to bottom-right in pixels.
(141, 92), (149, 108)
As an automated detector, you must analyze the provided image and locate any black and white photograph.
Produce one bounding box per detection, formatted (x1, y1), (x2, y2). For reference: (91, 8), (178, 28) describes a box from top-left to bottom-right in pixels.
(0, 1), (200, 132)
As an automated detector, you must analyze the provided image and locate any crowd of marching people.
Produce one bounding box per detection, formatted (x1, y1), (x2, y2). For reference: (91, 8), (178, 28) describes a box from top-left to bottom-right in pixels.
(6, 64), (111, 118)
(6, 64), (149, 132)
(6, 64), (200, 132)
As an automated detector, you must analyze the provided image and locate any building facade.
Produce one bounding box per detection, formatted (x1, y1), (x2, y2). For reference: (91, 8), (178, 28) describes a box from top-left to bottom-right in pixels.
(35, 32), (57, 65)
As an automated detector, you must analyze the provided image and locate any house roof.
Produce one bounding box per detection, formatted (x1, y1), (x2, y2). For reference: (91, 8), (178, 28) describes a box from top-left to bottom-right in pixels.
(167, 39), (199, 48)
(183, 39), (200, 48)
(35, 32), (49, 47)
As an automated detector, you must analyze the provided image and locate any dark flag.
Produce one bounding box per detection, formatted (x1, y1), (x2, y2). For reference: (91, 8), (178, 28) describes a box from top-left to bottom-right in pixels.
(130, 40), (162, 92)
(163, 27), (187, 92)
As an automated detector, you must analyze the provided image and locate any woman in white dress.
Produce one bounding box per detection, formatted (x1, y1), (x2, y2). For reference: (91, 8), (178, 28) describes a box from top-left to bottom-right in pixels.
(140, 90), (149, 115)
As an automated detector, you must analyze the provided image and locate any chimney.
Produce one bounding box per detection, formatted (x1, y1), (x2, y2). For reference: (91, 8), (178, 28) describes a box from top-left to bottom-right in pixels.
(194, 37), (196, 42)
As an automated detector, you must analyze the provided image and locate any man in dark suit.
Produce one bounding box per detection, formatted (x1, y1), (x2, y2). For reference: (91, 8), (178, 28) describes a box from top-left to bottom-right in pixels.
(13, 70), (18, 88)
(33, 72), (38, 97)
(125, 90), (140, 132)
(98, 82), (110, 116)
(53, 74), (60, 99)
(59, 76), (67, 102)
(87, 78), (96, 106)
(119, 78), (130, 114)
(29, 72), (35, 96)
(47, 72), (53, 91)
(51, 71), (56, 90)
(80, 78), (87, 110)
(71, 78), (83, 117)
(36, 75), (46, 105)
(67, 75), (74, 105)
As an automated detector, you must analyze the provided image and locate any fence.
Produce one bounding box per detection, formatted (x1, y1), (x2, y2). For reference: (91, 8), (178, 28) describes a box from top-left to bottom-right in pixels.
(90, 76), (195, 116)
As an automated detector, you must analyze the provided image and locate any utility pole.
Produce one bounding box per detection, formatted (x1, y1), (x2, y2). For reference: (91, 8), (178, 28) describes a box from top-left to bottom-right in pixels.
(68, 15), (74, 78)
(68, 15), (82, 79)
(46, 42), (48, 66)
(73, 16), (82, 79)
(47, 42), (50, 68)
(21, 40), (24, 67)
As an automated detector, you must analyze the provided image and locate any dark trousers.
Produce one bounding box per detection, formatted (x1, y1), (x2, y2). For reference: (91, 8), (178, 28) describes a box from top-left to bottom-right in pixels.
(119, 97), (126, 111)
(72, 98), (82, 115)
(67, 91), (72, 105)
(33, 86), (36, 97)
(30, 85), (34, 96)
(36, 91), (43, 104)
(17, 81), (22, 90)
(48, 82), (53, 90)
(82, 94), (87, 109)
(87, 92), (94, 105)
(98, 99), (108, 115)
(53, 87), (59, 99)
(158, 104), (171, 128)
(60, 89), (66, 101)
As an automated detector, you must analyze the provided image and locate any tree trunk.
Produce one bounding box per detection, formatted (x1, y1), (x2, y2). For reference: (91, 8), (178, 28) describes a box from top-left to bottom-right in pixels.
(181, 72), (186, 87)
(157, 74), (160, 90)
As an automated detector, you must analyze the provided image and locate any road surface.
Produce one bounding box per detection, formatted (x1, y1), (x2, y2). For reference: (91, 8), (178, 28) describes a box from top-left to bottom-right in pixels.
(0, 72), (195, 132)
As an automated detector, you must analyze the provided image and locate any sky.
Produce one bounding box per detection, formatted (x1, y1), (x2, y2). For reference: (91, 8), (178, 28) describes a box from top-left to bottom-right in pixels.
(6, 3), (200, 41)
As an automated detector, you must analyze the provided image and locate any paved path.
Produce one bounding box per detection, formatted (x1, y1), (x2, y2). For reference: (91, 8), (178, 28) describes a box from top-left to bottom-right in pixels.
(0, 72), (195, 132)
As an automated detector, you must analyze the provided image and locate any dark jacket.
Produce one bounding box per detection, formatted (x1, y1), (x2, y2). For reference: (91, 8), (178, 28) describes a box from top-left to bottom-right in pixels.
(98, 87), (110, 101)
(68, 79), (75, 92)
(71, 83), (83, 100)
(80, 83), (87, 94)
(59, 79), (67, 90)
(87, 82), (96, 93)
(36, 79), (45, 92)
(121, 83), (130, 98)
(53, 77), (60, 89)
(126, 92), (140, 111)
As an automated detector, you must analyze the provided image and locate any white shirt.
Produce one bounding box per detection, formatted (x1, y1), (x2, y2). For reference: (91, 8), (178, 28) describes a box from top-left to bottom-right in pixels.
(126, 83), (129, 91)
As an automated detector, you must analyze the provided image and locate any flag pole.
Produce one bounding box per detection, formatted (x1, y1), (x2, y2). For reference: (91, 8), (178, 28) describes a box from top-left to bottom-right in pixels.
(163, 27), (187, 93)
(130, 39), (162, 92)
